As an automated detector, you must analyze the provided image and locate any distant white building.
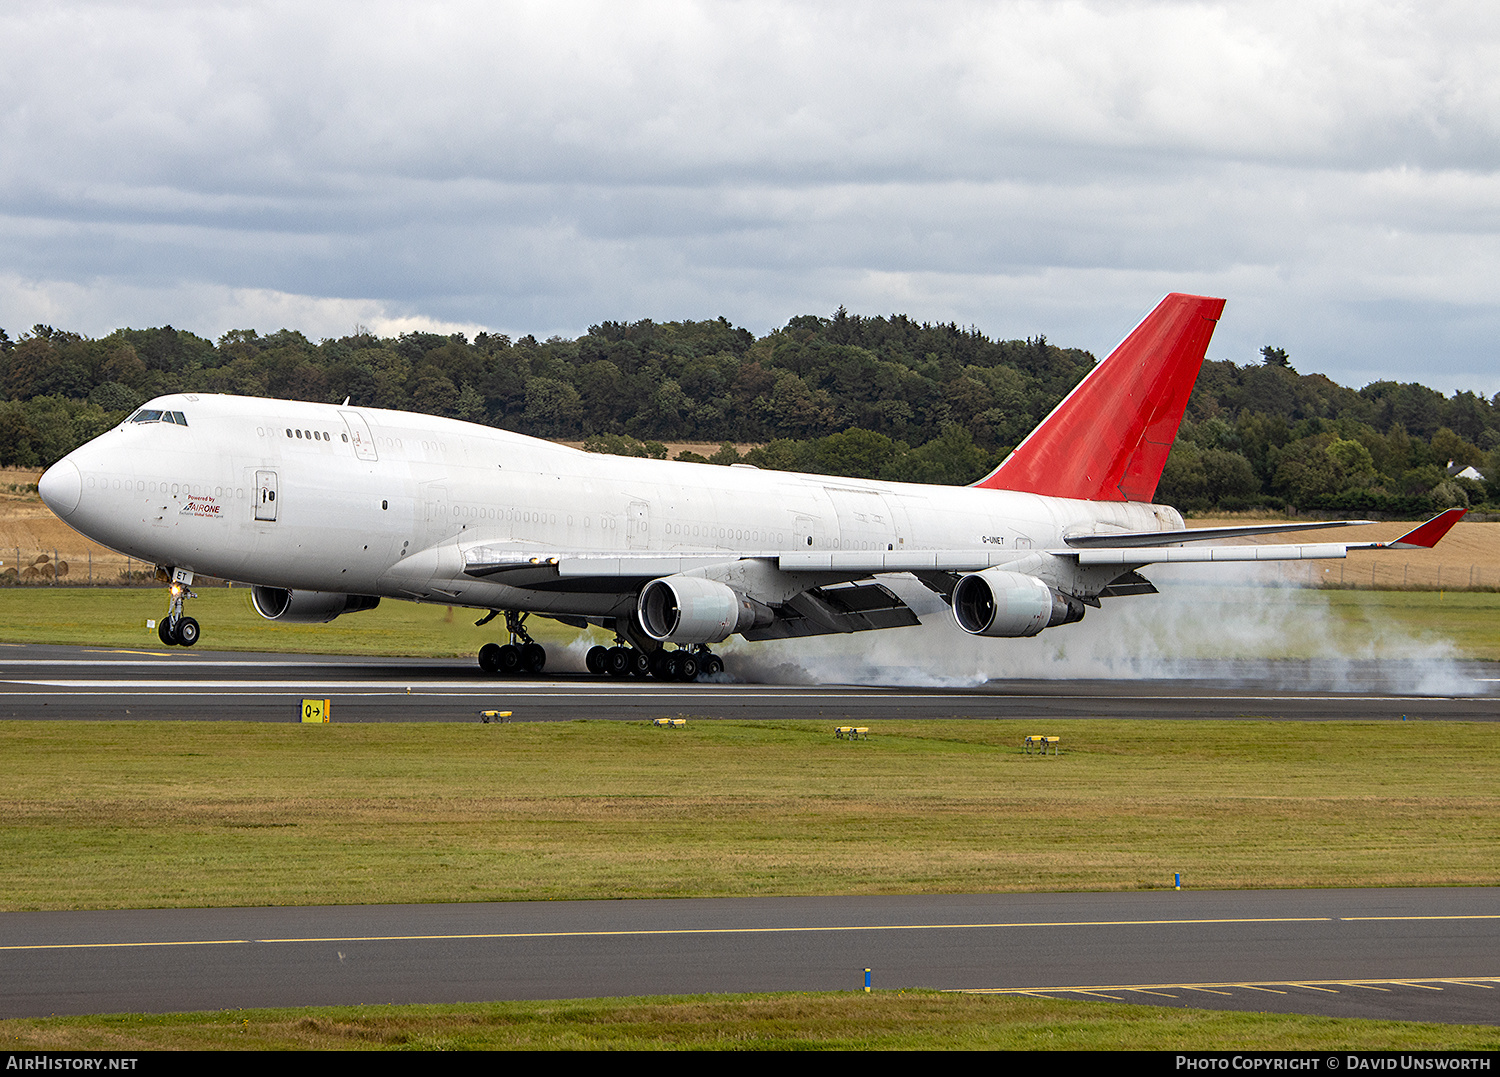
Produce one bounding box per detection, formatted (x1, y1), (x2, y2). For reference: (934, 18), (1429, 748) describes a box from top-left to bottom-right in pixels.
(1447, 461), (1486, 482)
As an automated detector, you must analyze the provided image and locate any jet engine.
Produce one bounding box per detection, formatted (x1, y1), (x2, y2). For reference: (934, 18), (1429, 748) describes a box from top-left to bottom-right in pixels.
(637, 576), (773, 644)
(250, 586), (381, 624)
(950, 569), (1085, 638)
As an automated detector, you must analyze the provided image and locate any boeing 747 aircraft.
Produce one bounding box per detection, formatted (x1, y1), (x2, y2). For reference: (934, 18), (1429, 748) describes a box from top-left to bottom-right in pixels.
(36, 294), (1462, 680)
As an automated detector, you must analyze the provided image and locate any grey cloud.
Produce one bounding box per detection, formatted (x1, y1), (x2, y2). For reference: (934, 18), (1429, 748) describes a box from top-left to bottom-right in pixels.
(0, 1), (1498, 394)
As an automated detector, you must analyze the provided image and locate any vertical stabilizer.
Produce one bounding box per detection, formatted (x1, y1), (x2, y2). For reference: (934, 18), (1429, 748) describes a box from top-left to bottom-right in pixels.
(974, 293), (1224, 502)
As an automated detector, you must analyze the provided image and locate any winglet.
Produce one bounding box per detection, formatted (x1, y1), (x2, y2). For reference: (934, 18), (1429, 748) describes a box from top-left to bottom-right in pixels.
(1380, 508), (1466, 549)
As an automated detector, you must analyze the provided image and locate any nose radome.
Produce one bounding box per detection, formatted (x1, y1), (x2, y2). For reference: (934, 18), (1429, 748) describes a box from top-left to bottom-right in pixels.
(38, 459), (82, 518)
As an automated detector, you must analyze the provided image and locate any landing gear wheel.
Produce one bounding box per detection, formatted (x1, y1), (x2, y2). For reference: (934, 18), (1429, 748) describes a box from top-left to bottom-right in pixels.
(586, 645), (609, 675)
(703, 653), (724, 677)
(676, 653), (699, 681)
(650, 649), (674, 679)
(176, 617), (199, 647)
(606, 647), (633, 677)
(498, 643), (522, 675)
(521, 643), (546, 674)
(478, 642), (503, 673)
(630, 650), (652, 677)
(157, 618), (177, 646)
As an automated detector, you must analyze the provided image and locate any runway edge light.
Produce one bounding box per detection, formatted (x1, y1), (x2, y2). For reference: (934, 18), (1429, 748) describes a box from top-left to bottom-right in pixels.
(301, 699), (331, 723)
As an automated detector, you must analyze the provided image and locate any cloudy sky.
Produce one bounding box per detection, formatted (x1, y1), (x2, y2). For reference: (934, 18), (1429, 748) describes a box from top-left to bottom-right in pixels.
(2, 0), (1497, 393)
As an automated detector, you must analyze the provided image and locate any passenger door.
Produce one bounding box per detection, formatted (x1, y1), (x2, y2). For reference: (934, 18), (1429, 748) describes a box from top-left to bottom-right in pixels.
(255, 470), (278, 522)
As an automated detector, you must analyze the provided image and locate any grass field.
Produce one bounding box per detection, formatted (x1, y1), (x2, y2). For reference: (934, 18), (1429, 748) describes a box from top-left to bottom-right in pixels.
(1, 584), (1498, 660)
(3, 719), (1495, 910)
(2, 993), (1496, 1051)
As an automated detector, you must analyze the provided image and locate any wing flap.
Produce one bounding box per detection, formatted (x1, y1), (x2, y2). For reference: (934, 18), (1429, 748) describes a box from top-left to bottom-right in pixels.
(740, 582), (921, 640)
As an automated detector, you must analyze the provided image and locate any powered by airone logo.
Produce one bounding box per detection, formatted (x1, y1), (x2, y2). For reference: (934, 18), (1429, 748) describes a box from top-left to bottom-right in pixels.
(179, 494), (223, 518)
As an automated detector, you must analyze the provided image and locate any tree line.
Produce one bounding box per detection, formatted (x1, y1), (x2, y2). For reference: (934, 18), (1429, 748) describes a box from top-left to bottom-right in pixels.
(0, 313), (1496, 515)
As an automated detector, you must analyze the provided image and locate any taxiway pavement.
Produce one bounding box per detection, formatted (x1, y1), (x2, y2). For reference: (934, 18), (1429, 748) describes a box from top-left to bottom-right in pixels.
(2, 888), (1496, 1023)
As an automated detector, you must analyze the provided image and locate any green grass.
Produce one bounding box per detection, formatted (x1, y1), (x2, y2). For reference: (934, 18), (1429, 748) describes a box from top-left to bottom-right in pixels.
(2, 993), (1496, 1050)
(2, 719), (1495, 910)
(0, 585), (584, 655)
(1319, 588), (1500, 660)
(2, 584), (1499, 659)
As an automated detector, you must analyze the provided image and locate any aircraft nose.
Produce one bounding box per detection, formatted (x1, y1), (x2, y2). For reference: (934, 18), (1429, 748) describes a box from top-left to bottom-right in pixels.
(38, 459), (82, 518)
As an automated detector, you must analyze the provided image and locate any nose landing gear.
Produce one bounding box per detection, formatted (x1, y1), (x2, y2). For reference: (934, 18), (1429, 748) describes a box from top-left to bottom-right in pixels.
(157, 569), (200, 647)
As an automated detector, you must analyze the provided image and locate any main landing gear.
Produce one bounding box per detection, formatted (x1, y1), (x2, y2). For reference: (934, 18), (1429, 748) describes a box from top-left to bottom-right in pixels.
(157, 571), (199, 647)
(476, 610), (547, 675)
(585, 641), (724, 682)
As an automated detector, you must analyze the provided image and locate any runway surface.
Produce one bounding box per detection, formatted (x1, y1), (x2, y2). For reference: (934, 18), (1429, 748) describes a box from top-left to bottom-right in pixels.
(1, 643), (1497, 722)
(2, 889), (1496, 1023)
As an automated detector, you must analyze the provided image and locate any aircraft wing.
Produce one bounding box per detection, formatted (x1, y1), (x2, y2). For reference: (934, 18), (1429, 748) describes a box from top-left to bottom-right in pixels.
(461, 509), (1465, 584)
(452, 509), (1464, 639)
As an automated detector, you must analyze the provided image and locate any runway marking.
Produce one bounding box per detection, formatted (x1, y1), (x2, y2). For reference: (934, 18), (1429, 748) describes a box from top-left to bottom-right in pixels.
(6, 914), (1499, 952)
(0, 681), (1485, 704)
(960, 977), (1500, 998)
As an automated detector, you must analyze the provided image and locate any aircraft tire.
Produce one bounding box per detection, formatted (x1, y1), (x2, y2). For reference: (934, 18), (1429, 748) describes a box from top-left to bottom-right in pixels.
(586, 645), (609, 675)
(605, 647), (633, 677)
(630, 650), (652, 677)
(498, 643), (522, 675)
(649, 649), (673, 679)
(478, 643), (503, 673)
(703, 653), (724, 677)
(521, 643), (546, 674)
(157, 618), (177, 646)
(176, 617), (200, 647)
(676, 653), (699, 681)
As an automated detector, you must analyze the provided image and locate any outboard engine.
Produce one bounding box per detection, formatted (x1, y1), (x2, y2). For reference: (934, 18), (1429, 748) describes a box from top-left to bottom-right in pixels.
(951, 568), (1085, 638)
(637, 576), (773, 644)
(250, 586), (381, 624)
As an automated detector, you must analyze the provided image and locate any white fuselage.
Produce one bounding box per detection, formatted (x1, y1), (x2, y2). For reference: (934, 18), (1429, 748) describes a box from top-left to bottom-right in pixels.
(44, 393), (1183, 617)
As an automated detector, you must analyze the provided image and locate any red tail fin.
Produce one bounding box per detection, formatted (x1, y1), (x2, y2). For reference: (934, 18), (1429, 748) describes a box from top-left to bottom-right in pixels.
(974, 293), (1224, 502)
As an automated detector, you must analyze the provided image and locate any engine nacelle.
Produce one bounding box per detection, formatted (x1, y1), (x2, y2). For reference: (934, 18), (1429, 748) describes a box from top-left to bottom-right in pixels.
(250, 586), (381, 624)
(951, 569), (1085, 638)
(637, 576), (772, 644)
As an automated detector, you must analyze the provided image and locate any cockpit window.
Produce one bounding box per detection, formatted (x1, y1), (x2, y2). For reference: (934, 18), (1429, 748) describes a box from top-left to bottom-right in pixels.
(128, 409), (188, 426)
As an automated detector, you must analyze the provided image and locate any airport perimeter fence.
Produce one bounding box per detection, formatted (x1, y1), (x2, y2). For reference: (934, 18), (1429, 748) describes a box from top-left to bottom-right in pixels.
(1284, 558), (1500, 591)
(0, 549), (226, 587)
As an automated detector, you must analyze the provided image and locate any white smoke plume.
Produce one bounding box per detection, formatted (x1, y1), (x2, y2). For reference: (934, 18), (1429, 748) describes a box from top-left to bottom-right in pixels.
(725, 566), (1479, 696)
